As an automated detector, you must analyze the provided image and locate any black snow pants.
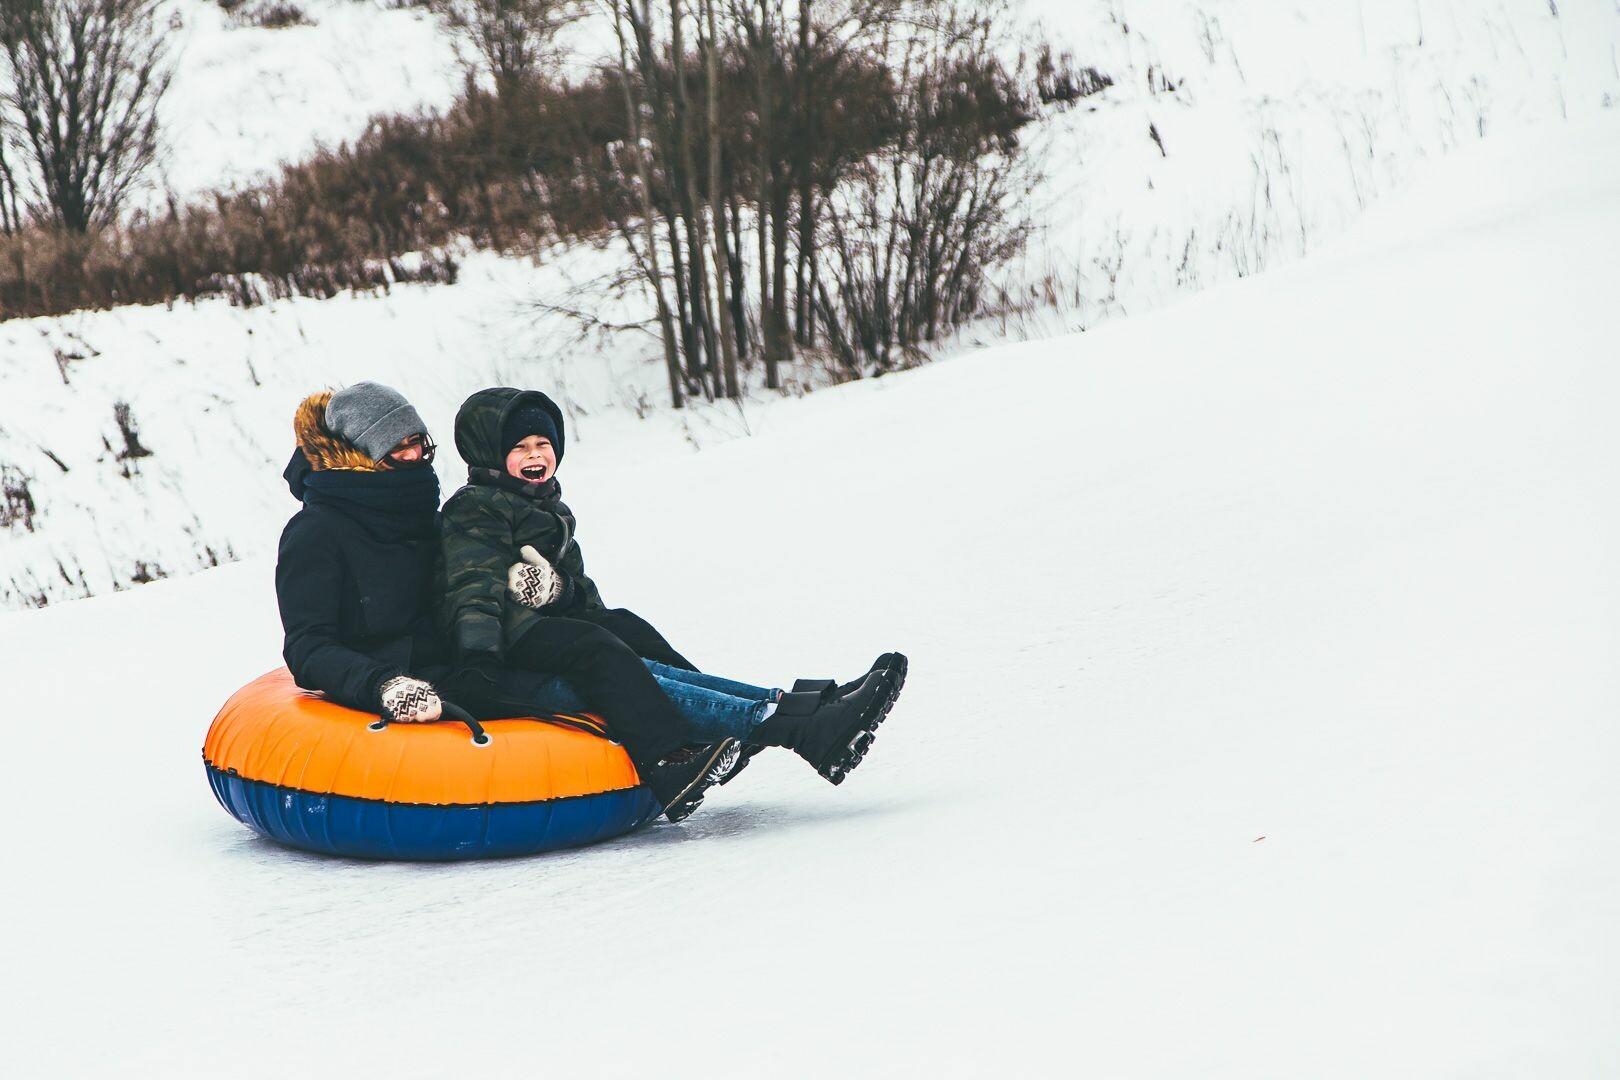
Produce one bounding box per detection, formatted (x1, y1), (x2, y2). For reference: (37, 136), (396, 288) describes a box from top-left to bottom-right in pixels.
(498, 611), (694, 762)
(570, 607), (697, 671)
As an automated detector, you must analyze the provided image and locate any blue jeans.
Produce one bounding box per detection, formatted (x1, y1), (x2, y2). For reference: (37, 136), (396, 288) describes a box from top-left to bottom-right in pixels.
(512, 660), (779, 743)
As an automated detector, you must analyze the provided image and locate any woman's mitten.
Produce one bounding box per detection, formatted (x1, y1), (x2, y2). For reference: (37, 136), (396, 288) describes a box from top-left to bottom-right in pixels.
(507, 544), (564, 609)
(378, 675), (443, 723)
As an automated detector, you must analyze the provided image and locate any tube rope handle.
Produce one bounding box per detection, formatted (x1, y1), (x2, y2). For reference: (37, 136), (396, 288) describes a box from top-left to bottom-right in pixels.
(369, 700), (491, 746)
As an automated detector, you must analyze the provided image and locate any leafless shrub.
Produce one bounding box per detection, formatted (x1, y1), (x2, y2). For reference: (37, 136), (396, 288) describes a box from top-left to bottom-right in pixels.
(0, 0), (173, 233)
(431, 0), (585, 99)
(1, 465), (36, 532)
(814, 5), (1037, 374)
(250, 3), (310, 28)
(217, 0), (310, 27)
(0, 201), (459, 319)
(112, 401), (151, 463)
(1033, 45), (1112, 107)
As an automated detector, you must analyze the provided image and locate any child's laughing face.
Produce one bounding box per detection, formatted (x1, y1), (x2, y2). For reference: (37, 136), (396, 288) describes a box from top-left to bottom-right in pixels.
(505, 435), (557, 483)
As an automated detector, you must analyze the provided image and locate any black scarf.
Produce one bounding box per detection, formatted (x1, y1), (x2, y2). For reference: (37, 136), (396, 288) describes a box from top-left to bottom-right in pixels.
(302, 465), (441, 540)
(468, 466), (563, 507)
(467, 467), (574, 558)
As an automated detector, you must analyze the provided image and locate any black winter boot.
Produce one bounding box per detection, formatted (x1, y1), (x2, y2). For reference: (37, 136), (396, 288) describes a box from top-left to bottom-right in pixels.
(748, 664), (904, 784)
(790, 651), (909, 703)
(634, 739), (741, 822)
(718, 684), (842, 788)
(721, 652), (909, 787)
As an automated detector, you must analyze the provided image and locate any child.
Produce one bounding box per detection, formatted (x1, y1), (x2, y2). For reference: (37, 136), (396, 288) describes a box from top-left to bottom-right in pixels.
(437, 387), (905, 819)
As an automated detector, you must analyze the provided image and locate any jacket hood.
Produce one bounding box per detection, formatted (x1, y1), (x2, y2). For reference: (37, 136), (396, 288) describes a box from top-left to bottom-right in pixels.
(293, 391), (386, 473)
(453, 387), (567, 471)
(283, 448), (313, 499)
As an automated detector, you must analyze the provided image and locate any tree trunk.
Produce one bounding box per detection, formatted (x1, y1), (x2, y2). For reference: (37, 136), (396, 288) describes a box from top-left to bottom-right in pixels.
(726, 184), (751, 363)
(0, 141), (21, 235)
(671, 0), (718, 399)
(663, 209), (699, 383)
(754, 0), (780, 389)
(703, 0), (740, 399)
(770, 154), (790, 358)
(793, 2), (813, 346)
(629, 0), (703, 392)
(613, 3), (683, 408)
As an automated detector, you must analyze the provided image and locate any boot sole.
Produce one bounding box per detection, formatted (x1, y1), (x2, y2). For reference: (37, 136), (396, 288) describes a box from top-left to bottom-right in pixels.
(819, 657), (907, 785)
(717, 742), (766, 787)
(663, 739), (742, 822)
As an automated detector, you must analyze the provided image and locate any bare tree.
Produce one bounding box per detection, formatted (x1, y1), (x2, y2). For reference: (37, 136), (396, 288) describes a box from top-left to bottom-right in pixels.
(620, 0), (713, 395)
(539, 0), (1036, 403)
(433, 0), (585, 99)
(701, 0), (739, 398)
(754, 1), (785, 388)
(0, 0), (172, 234)
(609, 0), (685, 407)
(813, 1), (1035, 372)
(668, 0), (721, 399)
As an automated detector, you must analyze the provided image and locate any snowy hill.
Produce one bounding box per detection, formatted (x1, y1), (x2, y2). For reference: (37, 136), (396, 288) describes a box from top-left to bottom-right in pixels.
(4, 112), (1617, 1077)
(159, 0), (462, 200)
(3, 0), (1617, 610)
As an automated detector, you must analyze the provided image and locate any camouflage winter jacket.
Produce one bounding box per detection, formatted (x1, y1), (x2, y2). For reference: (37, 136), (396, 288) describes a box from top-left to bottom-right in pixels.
(438, 387), (604, 659)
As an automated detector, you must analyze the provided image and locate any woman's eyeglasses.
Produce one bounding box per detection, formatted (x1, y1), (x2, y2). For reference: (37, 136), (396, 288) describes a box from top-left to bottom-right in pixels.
(387, 433), (436, 466)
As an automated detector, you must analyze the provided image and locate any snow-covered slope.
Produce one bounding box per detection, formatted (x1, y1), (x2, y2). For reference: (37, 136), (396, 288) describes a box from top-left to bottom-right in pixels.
(1009, 0), (1620, 330)
(4, 113), (1617, 1077)
(159, 0), (462, 200)
(3, 0), (1617, 609)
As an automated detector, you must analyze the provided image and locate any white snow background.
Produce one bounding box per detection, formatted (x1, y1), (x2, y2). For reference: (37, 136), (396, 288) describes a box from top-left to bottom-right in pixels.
(2, 106), (1617, 1075)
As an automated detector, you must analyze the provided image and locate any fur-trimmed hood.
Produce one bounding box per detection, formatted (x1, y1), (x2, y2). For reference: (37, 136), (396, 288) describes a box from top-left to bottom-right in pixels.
(284, 390), (385, 501)
(294, 391), (386, 472)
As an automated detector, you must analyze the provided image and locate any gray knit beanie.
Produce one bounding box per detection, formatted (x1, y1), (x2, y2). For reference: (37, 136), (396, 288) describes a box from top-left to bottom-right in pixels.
(326, 382), (428, 462)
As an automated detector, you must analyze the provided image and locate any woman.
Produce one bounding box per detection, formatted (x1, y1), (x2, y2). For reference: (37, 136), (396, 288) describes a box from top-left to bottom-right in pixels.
(275, 382), (449, 720)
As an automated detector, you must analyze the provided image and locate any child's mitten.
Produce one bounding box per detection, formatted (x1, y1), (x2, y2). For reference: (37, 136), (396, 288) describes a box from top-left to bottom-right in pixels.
(507, 544), (565, 609)
(378, 675), (443, 723)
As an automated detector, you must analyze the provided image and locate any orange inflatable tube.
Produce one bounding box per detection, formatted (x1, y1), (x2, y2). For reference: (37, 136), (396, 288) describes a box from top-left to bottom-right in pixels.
(202, 668), (660, 859)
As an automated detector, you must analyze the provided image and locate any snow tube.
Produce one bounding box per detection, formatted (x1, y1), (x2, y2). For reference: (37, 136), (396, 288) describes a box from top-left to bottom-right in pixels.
(203, 668), (660, 860)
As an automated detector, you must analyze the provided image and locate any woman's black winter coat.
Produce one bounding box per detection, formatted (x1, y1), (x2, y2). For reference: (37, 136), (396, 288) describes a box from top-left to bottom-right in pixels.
(276, 451), (452, 712)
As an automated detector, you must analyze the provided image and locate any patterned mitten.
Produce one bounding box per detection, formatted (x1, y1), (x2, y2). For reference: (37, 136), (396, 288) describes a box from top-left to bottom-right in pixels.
(378, 675), (442, 723)
(507, 544), (564, 609)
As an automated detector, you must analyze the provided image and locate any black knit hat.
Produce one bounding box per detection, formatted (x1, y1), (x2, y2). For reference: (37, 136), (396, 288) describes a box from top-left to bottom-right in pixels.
(502, 402), (560, 458)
